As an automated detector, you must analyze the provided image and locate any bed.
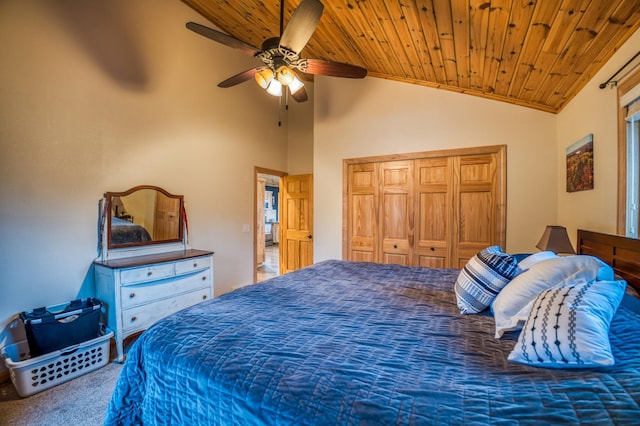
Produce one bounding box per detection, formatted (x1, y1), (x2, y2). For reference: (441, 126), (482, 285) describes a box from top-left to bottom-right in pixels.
(109, 216), (152, 245)
(105, 231), (640, 425)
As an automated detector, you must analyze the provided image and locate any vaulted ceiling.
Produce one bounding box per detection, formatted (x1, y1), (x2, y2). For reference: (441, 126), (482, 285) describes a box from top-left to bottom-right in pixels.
(182, 0), (640, 113)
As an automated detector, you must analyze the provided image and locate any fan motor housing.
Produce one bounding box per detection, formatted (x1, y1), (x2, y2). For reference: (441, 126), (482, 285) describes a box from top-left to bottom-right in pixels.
(261, 37), (280, 51)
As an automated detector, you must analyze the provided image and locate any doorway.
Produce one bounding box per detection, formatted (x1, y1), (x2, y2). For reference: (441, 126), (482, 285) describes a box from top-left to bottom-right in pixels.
(255, 167), (286, 283)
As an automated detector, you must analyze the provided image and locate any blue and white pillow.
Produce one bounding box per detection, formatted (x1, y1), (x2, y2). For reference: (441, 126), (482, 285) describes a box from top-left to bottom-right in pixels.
(508, 279), (626, 368)
(455, 246), (522, 314)
(491, 255), (612, 338)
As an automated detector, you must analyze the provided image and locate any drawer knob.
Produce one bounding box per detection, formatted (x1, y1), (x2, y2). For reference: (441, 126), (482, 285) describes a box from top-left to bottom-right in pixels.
(147, 271), (153, 276)
(193, 262), (198, 268)
(202, 295), (207, 300)
(129, 293), (136, 299)
(393, 244), (398, 249)
(202, 276), (207, 281)
(131, 316), (137, 322)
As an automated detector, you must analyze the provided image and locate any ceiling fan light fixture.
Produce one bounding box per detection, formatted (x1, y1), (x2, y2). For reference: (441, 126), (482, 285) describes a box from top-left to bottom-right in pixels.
(288, 75), (304, 94)
(276, 66), (295, 86)
(186, 0), (366, 104)
(255, 68), (275, 89)
(266, 79), (283, 96)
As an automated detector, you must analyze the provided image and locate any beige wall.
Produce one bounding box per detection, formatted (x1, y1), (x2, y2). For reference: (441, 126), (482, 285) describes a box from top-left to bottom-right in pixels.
(313, 76), (558, 261)
(0, 0), (301, 347)
(557, 29), (640, 242)
(287, 84), (315, 175)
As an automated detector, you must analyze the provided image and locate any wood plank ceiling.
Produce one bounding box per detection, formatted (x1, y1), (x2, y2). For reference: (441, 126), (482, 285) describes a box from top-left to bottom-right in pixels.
(182, 0), (640, 113)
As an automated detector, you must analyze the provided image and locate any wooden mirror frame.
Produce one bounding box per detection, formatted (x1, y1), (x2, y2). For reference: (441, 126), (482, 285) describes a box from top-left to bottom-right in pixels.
(105, 185), (184, 249)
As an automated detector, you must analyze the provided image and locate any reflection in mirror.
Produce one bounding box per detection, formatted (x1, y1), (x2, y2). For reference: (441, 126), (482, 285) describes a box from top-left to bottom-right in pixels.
(106, 186), (183, 249)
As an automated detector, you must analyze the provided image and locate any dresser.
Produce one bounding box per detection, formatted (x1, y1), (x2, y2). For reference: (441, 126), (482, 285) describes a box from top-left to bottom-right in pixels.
(94, 249), (214, 362)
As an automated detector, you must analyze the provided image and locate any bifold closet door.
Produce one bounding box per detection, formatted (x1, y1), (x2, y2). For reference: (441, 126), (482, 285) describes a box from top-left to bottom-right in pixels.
(345, 146), (506, 268)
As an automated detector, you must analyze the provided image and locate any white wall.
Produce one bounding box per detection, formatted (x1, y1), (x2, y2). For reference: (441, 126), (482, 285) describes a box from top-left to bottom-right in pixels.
(557, 28), (640, 240)
(313, 76), (558, 261)
(0, 0), (299, 348)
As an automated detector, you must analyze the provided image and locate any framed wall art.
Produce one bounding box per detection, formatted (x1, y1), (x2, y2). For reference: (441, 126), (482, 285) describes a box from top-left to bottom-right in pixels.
(566, 134), (594, 193)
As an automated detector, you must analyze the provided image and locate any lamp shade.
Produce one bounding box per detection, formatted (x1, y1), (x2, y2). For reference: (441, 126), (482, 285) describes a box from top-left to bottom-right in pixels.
(276, 66), (295, 85)
(536, 225), (576, 254)
(288, 75), (304, 94)
(266, 79), (283, 96)
(254, 68), (274, 89)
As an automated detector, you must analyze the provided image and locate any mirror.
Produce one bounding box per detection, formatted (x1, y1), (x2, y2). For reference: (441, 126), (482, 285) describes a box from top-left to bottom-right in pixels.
(105, 185), (183, 249)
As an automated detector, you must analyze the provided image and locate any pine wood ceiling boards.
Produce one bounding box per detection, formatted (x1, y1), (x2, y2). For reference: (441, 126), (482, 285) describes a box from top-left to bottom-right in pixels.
(182, 0), (640, 113)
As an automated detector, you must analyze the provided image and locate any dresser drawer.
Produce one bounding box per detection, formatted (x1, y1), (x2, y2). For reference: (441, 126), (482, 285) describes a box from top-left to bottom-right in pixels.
(120, 263), (174, 285)
(175, 256), (210, 275)
(121, 289), (210, 333)
(120, 272), (210, 309)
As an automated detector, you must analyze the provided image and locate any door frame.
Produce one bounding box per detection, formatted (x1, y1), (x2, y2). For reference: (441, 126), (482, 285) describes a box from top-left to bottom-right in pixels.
(254, 166), (287, 283)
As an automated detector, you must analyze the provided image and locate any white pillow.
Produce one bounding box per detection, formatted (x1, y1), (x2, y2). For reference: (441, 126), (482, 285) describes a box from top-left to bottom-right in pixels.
(491, 255), (612, 338)
(508, 279), (626, 368)
(455, 246), (522, 314)
(517, 251), (557, 270)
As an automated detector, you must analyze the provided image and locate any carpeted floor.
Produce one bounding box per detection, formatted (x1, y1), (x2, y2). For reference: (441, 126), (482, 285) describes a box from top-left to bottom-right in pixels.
(0, 361), (122, 426)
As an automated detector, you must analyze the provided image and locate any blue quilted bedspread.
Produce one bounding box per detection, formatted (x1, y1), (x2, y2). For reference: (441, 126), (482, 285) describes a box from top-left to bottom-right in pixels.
(105, 260), (640, 425)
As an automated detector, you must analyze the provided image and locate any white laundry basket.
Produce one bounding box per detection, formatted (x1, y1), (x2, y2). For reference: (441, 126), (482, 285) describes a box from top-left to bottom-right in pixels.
(1, 329), (113, 397)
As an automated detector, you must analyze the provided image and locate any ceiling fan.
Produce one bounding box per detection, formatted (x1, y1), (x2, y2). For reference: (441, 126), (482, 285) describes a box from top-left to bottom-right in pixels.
(186, 0), (367, 102)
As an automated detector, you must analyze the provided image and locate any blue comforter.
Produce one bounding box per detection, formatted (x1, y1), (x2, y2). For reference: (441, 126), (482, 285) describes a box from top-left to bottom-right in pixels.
(110, 217), (152, 245)
(105, 260), (640, 425)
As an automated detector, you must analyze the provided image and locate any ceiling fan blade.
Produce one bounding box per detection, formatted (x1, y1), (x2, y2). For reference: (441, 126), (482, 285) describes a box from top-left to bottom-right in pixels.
(279, 0), (324, 54)
(186, 22), (260, 56)
(290, 86), (308, 102)
(218, 68), (260, 88)
(301, 58), (367, 79)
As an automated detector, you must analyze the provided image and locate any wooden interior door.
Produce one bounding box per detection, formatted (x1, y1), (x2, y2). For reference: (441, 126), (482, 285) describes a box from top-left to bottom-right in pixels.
(414, 157), (453, 268)
(379, 161), (413, 266)
(153, 193), (180, 240)
(280, 174), (313, 274)
(347, 163), (378, 262)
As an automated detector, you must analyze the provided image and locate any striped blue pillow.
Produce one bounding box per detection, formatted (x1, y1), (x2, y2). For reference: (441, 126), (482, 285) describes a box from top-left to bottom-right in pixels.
(455, 246), (522, 314)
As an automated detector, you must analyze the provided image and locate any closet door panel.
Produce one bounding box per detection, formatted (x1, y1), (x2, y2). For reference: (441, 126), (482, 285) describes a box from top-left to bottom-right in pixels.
(380, 161), (413, 266)
(454, 154), (498, 267)
(414, 158), (451, 268)
(351, 194), (377, 262)
(459, 192), (492, 243)
(348, 164), (378, 262)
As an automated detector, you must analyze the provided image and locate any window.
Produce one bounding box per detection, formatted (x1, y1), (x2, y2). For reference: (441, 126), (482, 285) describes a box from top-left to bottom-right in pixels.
(618, 69), (640, 237)
(626, 106), (640, 237)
